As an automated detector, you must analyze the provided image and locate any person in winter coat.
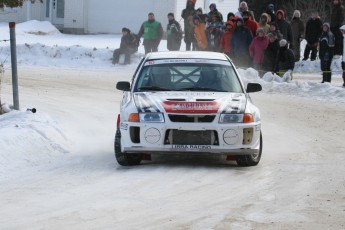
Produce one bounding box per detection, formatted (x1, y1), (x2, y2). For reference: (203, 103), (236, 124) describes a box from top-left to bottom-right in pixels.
(319, 23), (335, 83)
(235, 1), (248, 18)
(269, 22), (283, 39)
(181, 0), (196, 50)
(113, 27), (138, 65)
(231, 17), (253, 67)
(303, 11), (323, 61)
(166, 13), (182, 51)
(263, 32), (280, 72)
(219, 20), (234, 57)
(242, 11), (259, 38)
(208, 3), (223, 22)
(137, 13), (164, 54)
(249, 28), (269, 73)
(266, 3), (276, 23)
(206, 14), (224, 52)
(276, 10), (293, 48)
(196, 8), (206, 23)
(290, 10), (305, 61)
(340, 25), (345, 86)
(227, 12), (235, 22)
(330, 0), (345, 56)
(259, 13), (271, 34)
(193, 15), (208, 51)
(275, 39), (295, 76)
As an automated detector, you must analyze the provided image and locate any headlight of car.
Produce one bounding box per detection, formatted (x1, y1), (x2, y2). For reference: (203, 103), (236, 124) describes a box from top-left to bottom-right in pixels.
(139, 113), (165, 123)
(219, 113), (255, 123)
(219, 114), (244, 123)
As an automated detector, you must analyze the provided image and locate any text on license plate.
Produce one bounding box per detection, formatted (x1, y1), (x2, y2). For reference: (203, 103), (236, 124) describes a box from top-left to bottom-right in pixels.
(172, 145), (212, 151)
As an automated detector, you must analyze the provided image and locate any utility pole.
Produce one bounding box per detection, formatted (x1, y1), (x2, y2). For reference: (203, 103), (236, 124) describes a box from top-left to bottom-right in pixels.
(9, 22), (19, 110)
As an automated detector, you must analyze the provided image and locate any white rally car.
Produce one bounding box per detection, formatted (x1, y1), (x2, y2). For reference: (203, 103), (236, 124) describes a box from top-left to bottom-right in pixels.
(115, 51), (262, 166)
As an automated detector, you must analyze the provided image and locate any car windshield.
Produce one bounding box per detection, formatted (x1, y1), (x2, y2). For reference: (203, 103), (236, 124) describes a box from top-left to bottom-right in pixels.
(134, 60), (243, 93)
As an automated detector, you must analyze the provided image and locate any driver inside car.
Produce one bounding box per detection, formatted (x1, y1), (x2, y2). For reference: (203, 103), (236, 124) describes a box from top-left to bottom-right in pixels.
(196, 68), (221, 90)
(149, 66), (173, 89)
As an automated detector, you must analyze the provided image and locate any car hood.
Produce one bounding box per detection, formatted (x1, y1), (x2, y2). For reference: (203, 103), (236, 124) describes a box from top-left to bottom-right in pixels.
(133, 91), (247, 114)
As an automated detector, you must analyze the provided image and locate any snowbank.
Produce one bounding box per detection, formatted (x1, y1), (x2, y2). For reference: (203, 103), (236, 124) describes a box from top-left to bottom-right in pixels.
(16, 20), (61, 35)
(0, 109), (69, 180)
(237, 68), (345, 104)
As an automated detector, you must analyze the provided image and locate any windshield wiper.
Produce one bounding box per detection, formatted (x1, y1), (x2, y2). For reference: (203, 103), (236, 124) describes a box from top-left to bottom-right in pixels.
(138, 86), (172, 91)
(177, 87), (226, 92)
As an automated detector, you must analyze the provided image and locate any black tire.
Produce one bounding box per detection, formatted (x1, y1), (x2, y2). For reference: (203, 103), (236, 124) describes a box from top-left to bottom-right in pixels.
(114, 129), (142, 166)
(236, 132), (263, 167)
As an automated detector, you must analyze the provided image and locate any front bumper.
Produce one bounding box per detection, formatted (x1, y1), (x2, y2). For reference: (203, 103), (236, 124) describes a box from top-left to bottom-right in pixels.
(119, 121), (261, 155)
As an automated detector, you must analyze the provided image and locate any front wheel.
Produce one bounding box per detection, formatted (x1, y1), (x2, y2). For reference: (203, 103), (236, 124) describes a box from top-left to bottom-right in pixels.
(114, 129), (142, 166)
(236, 132), (263, 167)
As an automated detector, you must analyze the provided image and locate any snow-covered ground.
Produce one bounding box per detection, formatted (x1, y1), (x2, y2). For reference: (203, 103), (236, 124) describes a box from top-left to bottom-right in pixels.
(1, 21), (345, 229)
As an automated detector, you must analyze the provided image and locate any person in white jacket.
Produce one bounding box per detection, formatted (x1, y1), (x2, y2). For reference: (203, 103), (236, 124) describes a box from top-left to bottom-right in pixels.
(340, 25), (345, 87)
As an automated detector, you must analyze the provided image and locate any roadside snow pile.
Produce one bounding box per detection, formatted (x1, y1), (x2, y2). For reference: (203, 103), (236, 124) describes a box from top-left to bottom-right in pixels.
(0, 43), (117, 67)
(294, 58), (342, 74)
(239, 68), (345, 104)
(16, 20), (61, 35)
(0, 110), (70, 180)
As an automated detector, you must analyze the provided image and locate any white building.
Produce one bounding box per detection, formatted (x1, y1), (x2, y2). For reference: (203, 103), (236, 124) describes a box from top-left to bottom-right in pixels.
(0, 0), (240, 34)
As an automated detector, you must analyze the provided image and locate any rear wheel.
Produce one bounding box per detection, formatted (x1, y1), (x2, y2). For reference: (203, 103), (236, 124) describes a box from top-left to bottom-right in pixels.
(236, 132), (263, 167)
(114, 129), (142, 166)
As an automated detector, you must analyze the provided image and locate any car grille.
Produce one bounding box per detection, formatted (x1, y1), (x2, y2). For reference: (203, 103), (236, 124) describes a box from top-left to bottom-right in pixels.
(164, 129), (219, 145)
(168, 115), (215, 123)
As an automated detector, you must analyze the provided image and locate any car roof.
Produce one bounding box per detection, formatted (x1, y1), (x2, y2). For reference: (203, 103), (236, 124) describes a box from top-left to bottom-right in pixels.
(145, 51), (229, 61)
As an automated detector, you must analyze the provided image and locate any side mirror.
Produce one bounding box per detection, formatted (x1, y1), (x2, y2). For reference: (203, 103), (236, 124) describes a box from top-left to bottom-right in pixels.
(116, 81), (130, 91)
(246, 83), (262, 93)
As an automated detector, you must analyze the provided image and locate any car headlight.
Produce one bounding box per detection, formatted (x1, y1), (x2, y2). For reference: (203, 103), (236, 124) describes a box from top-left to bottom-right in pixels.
(139, 113), (165, 123)
(219, 114), (244, 123)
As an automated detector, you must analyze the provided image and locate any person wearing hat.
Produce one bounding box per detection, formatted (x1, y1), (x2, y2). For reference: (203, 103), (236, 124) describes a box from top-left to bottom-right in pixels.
(112, 27), (138, 65)
(263, 32), (280, 72)
(319, 23), (335, 83)
(242, 10), (259, 37)
(266, 3), (276, 23)
(196, 8), (206, 22)
(303, 11), (323, 61)
(137, 12), (164, 54)
(193, 15), (208, 50)
(249, 28), (269, 74)
(227, 12), (235, 22)
(291, 10), (305, 61)
(268, 22), (283, 39)
(235, 1), (248, 18)
(231, 17), (253, 67)
(275, 39), (295, 76)
(276, 9), (293, 49)
(259, 13), (271, 34)
(340, 25), (345, 86)
(208, 3), (223, 22)
(181, 0), (196, 50)
(166, 13), (182, 51)
(219, 20), (234, 57)
(206, 13), (224, 52)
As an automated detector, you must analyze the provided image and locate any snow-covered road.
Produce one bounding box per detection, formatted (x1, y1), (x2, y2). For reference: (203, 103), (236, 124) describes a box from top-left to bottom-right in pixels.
(1, 67), (344, 229)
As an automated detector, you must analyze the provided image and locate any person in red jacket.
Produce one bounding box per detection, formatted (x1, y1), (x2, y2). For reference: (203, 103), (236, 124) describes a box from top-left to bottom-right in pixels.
(242, 11), (259, 37)
(219, 21), (234, 58)
(249, 28), (269, 74)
